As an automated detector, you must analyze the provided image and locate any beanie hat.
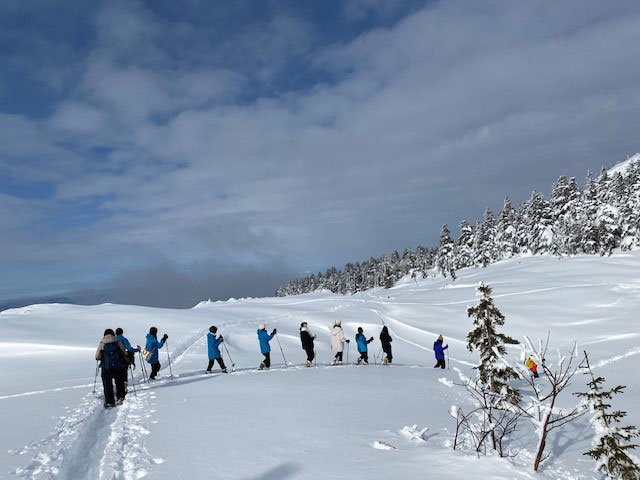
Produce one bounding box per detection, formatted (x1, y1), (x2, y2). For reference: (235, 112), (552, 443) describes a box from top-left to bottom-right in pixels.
(357, 327), (363, 333)
(115, 327), (123, 335)
(209, 326), (217, 334)
(437, 334), (443, 342)
(334, 319), (341, 326)
(259, 322), (266, 330)
(150, 327), (158, 335)
(104, 328), (115, 336)
(300, 322), (307, 328)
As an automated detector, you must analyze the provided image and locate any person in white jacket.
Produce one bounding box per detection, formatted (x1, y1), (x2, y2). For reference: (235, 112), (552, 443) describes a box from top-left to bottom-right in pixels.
(330, 319), (350, 365)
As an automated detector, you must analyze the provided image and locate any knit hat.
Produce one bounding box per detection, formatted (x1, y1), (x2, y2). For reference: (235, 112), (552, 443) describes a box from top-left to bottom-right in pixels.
(437, 334), (443, 342)
(104, 328), (115, 336)
(300, 322), (307, 328)
(150, 327), (158, 335)
(209, 325), (217, 334)
(357, 327), (363, 333)
(259, 322), (266, 330)
(115, 327), (123, 335)
(334, 319), (341, 326)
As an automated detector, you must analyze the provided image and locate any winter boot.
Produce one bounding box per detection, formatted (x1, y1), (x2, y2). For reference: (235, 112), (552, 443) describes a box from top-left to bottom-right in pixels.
(306, 360), (311, 368)
(356, 357), (362, 365)
(259, 362), (265, 370)
(383, 357), (389, 365)
(338, 361), (343, 365)
(222, 368), (228, 373)
(331, 359), (337, 366)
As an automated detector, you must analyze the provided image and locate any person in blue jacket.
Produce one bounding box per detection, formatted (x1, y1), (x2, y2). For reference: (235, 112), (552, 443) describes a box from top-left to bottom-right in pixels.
(145, 327), (168, 380)
(115, 327), (140, 368)
(206, 326), (228, 373)
(433, 334), (448, 369)
(355, 327), (374, 364)
(257, 322), (277, 370)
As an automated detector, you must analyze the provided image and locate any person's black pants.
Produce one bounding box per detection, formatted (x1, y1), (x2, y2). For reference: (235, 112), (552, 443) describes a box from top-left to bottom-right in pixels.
(305, 348), (314, 362)
(150, 362), (161, 379)
(383, 348), (393, 363)
(334, 352), (343, 361)
(359, 352), (369, 363)
(434, 358), (445, 369)
(262, 352), (271, 368)
(207, 357), (227, 371)
(102, 367), (126, 406)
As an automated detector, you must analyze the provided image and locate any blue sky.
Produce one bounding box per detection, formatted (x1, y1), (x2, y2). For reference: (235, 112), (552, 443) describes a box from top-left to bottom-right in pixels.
(1, 0), (640, 307)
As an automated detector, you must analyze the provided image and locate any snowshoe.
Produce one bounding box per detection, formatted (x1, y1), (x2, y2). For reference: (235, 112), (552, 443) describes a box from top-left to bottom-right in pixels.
(356, 358), (362, 365)
(222, 369), (228, 374)
(259, 363), (266, 370)
(338, 361), (343, 365)
(205, 370), (212, 374)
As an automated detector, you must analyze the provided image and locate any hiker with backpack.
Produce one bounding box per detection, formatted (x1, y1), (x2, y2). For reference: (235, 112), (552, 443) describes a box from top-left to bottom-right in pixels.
(379, 326), (393, 365)
(144, 327), (168, 380)
(257, 323), (276, 370)
(433, 334), (448, 369)
(95, 329), (130, 407)
(330, 319), (349, 365)
(299, 322), (315, 367)
(355, 327), (374, 364)
(206, 326), (228, 373)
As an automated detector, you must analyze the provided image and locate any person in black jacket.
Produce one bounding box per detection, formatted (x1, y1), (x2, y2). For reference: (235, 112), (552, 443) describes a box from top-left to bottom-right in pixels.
(380, 326), (393, 365)
(299, 322), (316, 367)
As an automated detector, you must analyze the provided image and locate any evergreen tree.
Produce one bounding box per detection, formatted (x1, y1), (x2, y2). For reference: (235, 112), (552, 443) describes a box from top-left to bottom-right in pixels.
(456, 220), (475, 269)
(436, 224), (457, 279)
(497, 197), (517, 258)
(466, 283), (520, 401)
(577, 352), (640, 480)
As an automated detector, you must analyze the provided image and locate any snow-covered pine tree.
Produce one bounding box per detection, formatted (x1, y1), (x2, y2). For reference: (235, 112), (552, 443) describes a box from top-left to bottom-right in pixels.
(456, 220), (475, 269)
(577, 351), (640, 480)
(497, 197), (517, 258)
(466, 283), (520, 402)
(436, 224), (456, 279)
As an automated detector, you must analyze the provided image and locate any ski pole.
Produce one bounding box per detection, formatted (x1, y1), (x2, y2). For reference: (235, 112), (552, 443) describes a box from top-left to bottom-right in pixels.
(314, 349), (317, 368)
(446, 349), (450, 370)
(223, 341), (236, 371)
(346, 341), (350, 364)
(165, 340), (174, 378)
(275, 334), (288, 366)
(93, 360), (99, 395)
(139, 351), (149, 383)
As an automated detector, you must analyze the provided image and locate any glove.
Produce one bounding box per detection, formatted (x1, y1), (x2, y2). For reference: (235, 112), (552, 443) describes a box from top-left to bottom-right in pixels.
(345, 339), (350, 343)
(369, 337), (374, 342)
(136, 346), (141, 352)
(272, 329), (277, 335)
(163, 334), (169, 340)
(220, 335), (224, 342)
(445, 344), (449, 348)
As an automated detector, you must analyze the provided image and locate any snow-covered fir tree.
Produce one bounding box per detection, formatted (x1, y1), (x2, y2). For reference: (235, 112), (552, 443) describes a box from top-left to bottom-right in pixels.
(577, 352), (640, 480)
(466, 283), (520, 402)
(436, 224), (456, 279)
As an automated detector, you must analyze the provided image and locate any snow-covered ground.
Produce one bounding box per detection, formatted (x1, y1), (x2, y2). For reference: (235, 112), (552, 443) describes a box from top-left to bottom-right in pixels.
(1, 253), (639, 479)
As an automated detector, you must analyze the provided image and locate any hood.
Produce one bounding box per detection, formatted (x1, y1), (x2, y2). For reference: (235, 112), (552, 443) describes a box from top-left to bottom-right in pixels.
(331, 326), (342, 336)
(102, 334), (118, 344)
(146, 333), (156, 340)
(300, 326), (309, 333)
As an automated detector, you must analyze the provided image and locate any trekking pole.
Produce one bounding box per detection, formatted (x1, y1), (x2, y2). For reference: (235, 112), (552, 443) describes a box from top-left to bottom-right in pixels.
(165, 340), (174, 378)
(446, 349), (451, 370)
(138, 351), (149, 383)
(223, 342), (236, 371)
(93, 360), (99, 395)
(346, 342), (350, 364)
(275, 334), (288, 367)
(314, 349), (317, 368)
(129, 365), (137, 396)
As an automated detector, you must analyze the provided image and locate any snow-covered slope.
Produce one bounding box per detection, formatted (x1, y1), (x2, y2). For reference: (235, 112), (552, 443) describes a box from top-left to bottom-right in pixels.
(1, 253), (640, 479)
(608, 152), (640, 175)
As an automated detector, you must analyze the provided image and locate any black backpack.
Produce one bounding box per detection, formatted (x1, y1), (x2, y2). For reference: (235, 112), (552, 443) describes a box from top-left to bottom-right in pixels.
(103, 341), (125, 370)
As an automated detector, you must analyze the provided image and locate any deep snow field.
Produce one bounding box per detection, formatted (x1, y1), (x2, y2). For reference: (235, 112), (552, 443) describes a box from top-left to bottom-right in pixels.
(1, 253), (639, 480)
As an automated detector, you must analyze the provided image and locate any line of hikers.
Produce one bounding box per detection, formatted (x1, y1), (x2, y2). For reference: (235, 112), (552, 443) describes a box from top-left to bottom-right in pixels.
(95, 321), (454, 407)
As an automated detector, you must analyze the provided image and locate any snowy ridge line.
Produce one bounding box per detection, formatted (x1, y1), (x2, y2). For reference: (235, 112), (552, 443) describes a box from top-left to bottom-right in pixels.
(593, 346), (640, 369)
(0, 383), (93, 401)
